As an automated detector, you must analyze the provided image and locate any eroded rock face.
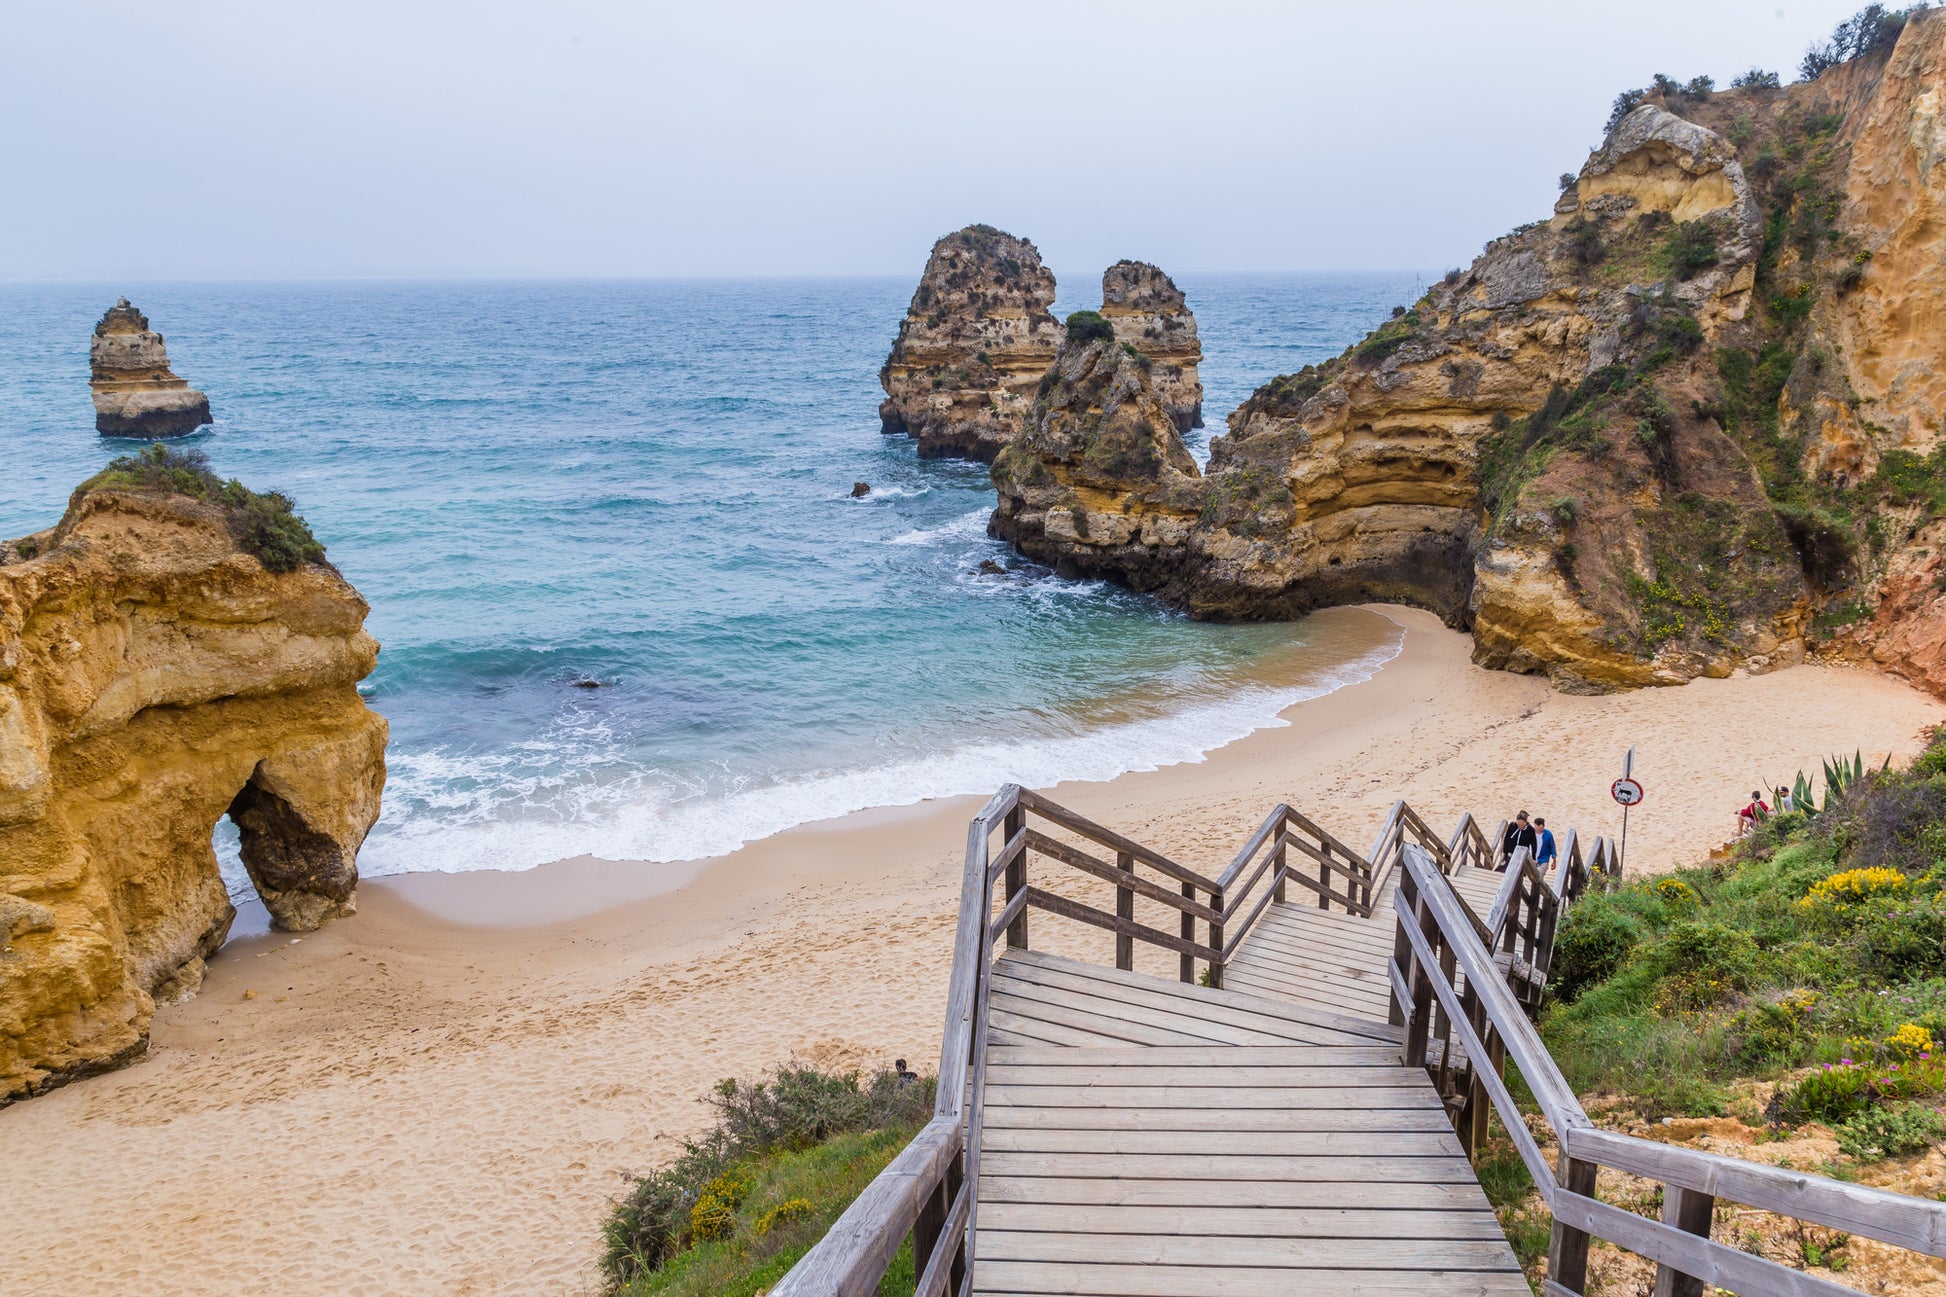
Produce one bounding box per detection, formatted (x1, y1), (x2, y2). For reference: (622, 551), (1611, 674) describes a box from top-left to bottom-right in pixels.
(878, 226), (1063, 462)
(1100, 261), (1203, 433)
(985, 21), (1946, 696)
(0, 488), (385, 1101)
(990, 330), (1202, 592)
(90, 299), (212, 439)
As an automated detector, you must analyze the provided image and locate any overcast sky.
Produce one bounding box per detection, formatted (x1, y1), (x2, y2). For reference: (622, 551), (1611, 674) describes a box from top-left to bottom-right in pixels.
(0, 1), (1869, 281)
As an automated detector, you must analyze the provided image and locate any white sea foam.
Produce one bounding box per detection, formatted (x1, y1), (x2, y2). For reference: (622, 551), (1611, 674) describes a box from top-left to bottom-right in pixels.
(887, 507), (992, 547)
(355, 621), (1406, 878)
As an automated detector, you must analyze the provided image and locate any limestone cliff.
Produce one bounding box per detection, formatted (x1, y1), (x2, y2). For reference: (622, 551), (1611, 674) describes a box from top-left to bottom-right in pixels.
(90, 299), (212, 439)
(0, 473), (385, 1101)
(990, 10), (1946, 695)
(1100, 261), (1204, 433)
(878, 226), (1063, 461)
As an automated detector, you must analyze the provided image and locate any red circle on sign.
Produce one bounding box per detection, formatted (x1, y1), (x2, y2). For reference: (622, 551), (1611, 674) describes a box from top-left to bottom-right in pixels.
(1612, 777), (1644, 806)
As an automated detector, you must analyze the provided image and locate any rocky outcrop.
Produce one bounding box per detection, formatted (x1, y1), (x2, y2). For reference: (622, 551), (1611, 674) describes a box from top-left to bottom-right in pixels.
(1099, 262), (1203, 433)
(985, 12), (1946, 695)
(878, 226), (1063, 461)
(990, 325), (1202, 589)
(90, 299), (212, 439)
(0, 484), (385, 1101)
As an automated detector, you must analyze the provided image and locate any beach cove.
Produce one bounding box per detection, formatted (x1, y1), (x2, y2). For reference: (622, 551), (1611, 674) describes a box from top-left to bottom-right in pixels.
(1, 606), (1937, 1296)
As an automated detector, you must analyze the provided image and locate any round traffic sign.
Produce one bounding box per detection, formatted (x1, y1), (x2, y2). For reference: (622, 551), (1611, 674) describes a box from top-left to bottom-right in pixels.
(1612, 777), (1644, 806)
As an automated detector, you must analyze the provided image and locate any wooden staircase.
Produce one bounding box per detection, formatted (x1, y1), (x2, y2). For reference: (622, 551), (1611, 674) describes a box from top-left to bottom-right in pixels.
(773, 786), (1946, 1297)
(973, 948), (1526, 1296)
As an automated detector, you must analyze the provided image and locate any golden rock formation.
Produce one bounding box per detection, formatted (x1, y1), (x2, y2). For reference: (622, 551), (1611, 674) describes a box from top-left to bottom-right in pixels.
(878, 226), (1063, 462)
(0, 486), (385, 1101)
(89, 299), (212, 439)
(989, 11), (1946, 696)
(1099, 261), (1204, 433)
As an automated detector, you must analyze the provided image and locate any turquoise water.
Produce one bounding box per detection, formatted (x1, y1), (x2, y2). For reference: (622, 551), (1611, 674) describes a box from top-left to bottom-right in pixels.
(0, 274), (1426, 880)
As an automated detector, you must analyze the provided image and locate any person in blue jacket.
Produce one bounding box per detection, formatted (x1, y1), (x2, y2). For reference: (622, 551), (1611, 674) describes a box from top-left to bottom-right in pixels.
(1534, 817), (1558, 872)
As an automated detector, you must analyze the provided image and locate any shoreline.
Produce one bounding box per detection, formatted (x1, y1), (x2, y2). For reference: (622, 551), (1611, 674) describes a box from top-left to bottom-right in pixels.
(4, 607), (1940, 1297)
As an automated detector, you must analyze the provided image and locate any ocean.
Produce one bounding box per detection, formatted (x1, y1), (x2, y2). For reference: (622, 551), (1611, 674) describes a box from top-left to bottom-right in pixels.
(0, 273), (1427, 894)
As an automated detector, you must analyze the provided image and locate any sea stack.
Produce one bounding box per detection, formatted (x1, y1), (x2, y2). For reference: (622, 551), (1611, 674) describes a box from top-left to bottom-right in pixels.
(989, 316), (1203, 589)
(878, 225), (1063, 462)
(89, 299), (212, 438)
(0, 475), (386, 1101)
(1099, 261), (1204, 432)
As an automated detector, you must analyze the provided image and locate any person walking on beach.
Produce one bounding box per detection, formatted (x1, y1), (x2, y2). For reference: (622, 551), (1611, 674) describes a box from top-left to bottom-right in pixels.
(1500, 811), (1537, 867)
(1534, 817), (1557, 874)
(1737, 790), (1770, 837)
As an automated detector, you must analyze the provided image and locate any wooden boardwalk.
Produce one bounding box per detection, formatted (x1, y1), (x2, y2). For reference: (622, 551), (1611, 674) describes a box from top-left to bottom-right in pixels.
(973, 942), (1529, 1296)
(777, 789), (1944, 1297)
(1223, 865), (1505, 1018)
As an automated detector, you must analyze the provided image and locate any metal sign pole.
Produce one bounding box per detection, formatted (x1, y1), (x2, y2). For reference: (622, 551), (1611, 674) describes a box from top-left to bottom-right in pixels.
(1620, 747), (1634, 875)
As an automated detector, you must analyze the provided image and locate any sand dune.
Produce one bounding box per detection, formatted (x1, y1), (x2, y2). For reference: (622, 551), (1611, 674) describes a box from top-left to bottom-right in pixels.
(2, 608), (1938, 1296)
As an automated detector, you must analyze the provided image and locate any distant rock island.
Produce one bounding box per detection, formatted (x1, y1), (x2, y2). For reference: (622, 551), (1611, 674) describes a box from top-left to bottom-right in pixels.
(90, 299), (212, 438)
(970, 10), (1946, 698)
(878, 227), (1203, 462)
(0, 452), (385, 1101)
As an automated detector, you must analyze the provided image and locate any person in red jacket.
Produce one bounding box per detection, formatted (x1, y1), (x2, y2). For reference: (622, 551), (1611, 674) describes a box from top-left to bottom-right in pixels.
(1737, 790), (1770, 837)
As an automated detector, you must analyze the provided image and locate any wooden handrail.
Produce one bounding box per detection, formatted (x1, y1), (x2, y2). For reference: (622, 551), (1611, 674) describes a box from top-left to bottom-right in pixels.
(776, 784), (1237, 1293)
(1389, 843), (1946, 1295)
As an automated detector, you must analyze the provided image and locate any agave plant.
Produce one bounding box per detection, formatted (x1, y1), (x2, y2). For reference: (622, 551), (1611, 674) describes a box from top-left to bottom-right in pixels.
(1792, 750), (1891, 818)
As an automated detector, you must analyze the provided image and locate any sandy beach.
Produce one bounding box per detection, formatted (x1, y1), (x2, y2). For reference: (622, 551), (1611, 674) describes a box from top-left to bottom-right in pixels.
(3, 606), (1939, 1297)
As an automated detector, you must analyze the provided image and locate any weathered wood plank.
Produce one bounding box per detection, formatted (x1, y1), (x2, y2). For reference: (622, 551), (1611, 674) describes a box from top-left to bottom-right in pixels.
(995, 952), (1397, 1043)
(976, 1175), (1494, 1211)
(1014, 788), (1219, 891)
(975, 1229), (1522, 1270)
(1022, 885), (1220, 963)
(971, 1261), (1532, 1297)
(990, 978), (1279, 1047)
(986, 992), (1216, 1048)
(980, 1128), (1467, 1158)
(984, 1064), (1430, 1088)
(978, 1151), (1481, 1181)
(981, 1085), (1446, 1111)
(977, 1105), (1455, 1134)
(974, 1201), (1508, 1240)
(984, 1045), (1402, 1067)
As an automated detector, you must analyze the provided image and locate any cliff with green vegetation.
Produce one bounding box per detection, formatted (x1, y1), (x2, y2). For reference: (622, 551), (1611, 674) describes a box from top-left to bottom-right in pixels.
(1, 446), (384, 1101)
(991, 7), (1946, 696)
(1515, 727), (1946, 1289)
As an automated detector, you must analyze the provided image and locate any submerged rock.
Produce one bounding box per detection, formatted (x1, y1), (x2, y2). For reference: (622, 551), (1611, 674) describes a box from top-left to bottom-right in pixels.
(89, 299), (212, 438)
(0, 483), (386, 1101)
(851, 481), (871, 497)
(878, 226), (1063, 462)
(1099, 261), (1204, 433)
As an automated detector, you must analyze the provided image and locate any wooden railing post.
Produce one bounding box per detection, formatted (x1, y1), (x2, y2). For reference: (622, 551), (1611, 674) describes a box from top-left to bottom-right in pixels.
(1208, 886), (1226, 989)
(1651, 1184), (1715, 1297)
(1398, 874), (1434, 1061)
(912, 1173), (947, 1286)
(1179, 880), (1195, 983)
(1549, 1154), (1599, 1294)
(1003, 805), (1027, 950)
(1272, 822), (1288, 904)
(1115, 850), (1134, 972)
(1317, 842), (1332, 912)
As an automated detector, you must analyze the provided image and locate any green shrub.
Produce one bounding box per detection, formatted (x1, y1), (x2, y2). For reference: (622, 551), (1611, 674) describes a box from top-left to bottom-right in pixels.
(1835, 1102), (1945, 1159)
(753, 1197), (815, 1237)
(1549, 894), (1641, 1002)
(1778, 1062), (1876, 1124)
(89, 443), (326, 573)
(1064, 310), (1115, 346)
(601, 1064), (934, 1289)
(1667, 221), (1720, 279)
(1854, 895), (1946, 980)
